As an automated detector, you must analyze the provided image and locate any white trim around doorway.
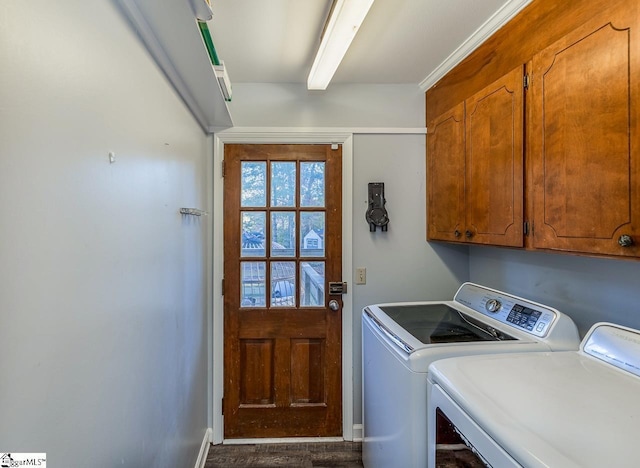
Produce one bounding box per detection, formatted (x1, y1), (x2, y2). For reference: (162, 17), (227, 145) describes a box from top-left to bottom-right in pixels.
(211, 129), (354, 444)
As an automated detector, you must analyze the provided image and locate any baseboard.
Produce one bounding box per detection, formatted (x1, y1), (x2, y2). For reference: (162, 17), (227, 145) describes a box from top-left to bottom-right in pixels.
(224, 436), (344, 445)
(194, 428), (213, 468)
(352, 424), (363, 442)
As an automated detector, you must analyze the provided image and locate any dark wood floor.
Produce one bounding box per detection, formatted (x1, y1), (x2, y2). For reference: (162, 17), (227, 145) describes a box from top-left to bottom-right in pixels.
(204, 441), (363, 468)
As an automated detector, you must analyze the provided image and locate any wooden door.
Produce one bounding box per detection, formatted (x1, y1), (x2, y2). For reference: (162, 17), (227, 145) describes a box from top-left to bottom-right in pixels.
(427, 102), (466, 242)
(465, 65), (524, 247)
(530, 2), (640, 257)
(223, 144), (342, 438)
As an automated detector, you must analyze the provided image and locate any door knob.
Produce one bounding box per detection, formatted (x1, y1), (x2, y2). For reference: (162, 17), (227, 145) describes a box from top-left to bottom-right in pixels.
(328, 300), (340, 311)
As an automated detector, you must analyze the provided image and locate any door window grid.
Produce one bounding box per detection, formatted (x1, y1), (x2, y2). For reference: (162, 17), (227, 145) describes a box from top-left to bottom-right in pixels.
(240, 160), (326, 308)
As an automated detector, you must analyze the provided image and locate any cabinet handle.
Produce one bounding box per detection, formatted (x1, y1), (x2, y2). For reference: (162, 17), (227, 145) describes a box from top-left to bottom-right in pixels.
(454, 230), (461, 238)
(465, 230), (473, 239)
(618, 234), (634, 247)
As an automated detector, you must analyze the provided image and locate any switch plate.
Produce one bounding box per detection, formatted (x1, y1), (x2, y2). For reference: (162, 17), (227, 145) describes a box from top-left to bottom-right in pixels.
(355, 267), (366, 285)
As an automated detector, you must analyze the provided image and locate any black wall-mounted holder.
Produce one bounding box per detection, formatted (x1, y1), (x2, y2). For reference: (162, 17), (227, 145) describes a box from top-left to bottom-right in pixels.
(366, 182), (389, 232)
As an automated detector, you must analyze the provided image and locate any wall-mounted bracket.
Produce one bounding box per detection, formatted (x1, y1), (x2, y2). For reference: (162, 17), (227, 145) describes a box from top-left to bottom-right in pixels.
(366, 182), (389, 232)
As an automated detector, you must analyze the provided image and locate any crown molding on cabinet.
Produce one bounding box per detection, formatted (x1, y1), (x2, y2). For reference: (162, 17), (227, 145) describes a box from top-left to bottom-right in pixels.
(419, 0), (532, 92)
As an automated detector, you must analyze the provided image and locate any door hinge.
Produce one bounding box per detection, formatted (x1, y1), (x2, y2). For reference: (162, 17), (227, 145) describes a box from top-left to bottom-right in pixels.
(221, 160), (225, 177)
(221, 398), (224, 415)
(221, 278), (225, 295)
(523, 74), (530, 90)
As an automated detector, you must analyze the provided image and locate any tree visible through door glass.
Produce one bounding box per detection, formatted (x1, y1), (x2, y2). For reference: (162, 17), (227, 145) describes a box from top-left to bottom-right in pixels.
(241, 162), (266, 207)
(271, 212), (295, 257)
(271, 162), (296, 207)
(300, 162), (325, 207)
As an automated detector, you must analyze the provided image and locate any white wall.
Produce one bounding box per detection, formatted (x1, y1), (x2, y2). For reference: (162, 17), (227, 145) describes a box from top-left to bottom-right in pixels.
(0, 2), (210, 467)
(469, 247), (640, 337)
(224, 83), (470, 430)
(227, 83), (426, 128)
(351, 134), (469, 424)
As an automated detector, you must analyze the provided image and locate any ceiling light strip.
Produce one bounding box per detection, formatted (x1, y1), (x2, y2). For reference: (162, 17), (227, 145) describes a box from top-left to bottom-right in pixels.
(307, 0), (375, 90)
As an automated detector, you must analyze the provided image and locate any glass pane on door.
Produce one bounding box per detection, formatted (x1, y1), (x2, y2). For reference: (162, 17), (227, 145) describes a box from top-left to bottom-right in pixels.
(241, 162), (266, 207)
(300, 162), (325, 207)
(271, 162), (296, 207)
(241, 261), (266, 307)
(300, 262), (325, 307)
(300, 212), (325, 257)
(241, 211), (266, 257)
(271, 212), (296, 257)
(271, 261), (296, 307)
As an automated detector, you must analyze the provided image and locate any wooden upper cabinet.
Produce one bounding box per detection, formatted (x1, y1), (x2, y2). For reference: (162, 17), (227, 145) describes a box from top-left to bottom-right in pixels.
(427, 66), (524, 247)
(466, 66), (524, 246)
(427, 102), (465, 242)
(529, 2), (640, 257)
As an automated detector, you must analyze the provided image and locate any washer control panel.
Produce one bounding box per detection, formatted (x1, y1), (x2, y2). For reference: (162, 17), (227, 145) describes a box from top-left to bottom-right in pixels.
(454, 283), (557, 338)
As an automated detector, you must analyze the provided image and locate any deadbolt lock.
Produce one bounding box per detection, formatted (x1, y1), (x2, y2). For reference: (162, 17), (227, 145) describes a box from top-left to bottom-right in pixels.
(329, 282), (348, 295)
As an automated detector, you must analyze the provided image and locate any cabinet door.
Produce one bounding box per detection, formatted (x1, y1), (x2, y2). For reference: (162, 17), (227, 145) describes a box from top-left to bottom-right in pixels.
(530, 3), (640, 257)
(465, 66), (524, 247)
(427, 102), (465, 242)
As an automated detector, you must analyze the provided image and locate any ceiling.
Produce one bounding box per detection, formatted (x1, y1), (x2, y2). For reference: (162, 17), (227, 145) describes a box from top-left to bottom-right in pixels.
(208, 0), (524, 88)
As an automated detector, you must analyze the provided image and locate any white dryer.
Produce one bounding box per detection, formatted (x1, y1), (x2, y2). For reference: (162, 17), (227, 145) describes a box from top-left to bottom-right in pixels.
(362, 282), (580, 468)
(428, 322), (640, 467)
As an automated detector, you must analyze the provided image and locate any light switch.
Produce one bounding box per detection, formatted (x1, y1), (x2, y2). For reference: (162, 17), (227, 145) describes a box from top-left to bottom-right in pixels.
(356, 267), (366, 285)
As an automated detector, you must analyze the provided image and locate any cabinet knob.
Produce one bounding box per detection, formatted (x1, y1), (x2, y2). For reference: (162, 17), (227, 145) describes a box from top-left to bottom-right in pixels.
(465, 230), (473, 239)
(618, 234), (634, 247)
(454, 230), (461, 238)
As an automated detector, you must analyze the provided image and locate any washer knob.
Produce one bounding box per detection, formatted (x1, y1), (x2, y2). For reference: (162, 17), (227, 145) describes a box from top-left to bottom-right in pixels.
(485, 299), (502, 313)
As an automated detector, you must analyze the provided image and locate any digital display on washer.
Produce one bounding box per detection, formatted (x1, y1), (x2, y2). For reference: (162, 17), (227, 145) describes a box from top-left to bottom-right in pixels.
(507, 304), (542, 331)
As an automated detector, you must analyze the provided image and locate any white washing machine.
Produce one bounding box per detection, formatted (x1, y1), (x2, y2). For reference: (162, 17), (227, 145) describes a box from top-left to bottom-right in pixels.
(427, 322), (640, 468)
(361, 282), (580, 468)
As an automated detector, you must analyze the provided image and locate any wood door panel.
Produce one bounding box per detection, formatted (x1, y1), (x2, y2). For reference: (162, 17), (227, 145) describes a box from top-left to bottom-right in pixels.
(238, 310), (327, 338)
(239, 339), (275, 406)
(228, 406), (335, 438)
(224, 144), (342, 438)
(290, 338), (325, 405)
(427, 102), (465, 241)
(531, 3), (640, 256)
(465, 65), (524, 246)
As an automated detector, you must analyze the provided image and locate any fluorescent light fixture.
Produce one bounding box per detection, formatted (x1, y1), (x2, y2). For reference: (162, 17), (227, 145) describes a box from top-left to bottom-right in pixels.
(214, 61), (233, 101)
(307, 0), (375, 90)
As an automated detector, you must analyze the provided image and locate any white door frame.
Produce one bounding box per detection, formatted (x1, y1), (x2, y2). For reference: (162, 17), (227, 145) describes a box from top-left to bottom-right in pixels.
(211, 129), (354, 444)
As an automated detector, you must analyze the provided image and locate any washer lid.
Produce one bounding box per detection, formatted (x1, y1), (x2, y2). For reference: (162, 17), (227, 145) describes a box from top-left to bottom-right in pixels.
(430, 344), (640, 468)
(376, 303), (516, 345)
